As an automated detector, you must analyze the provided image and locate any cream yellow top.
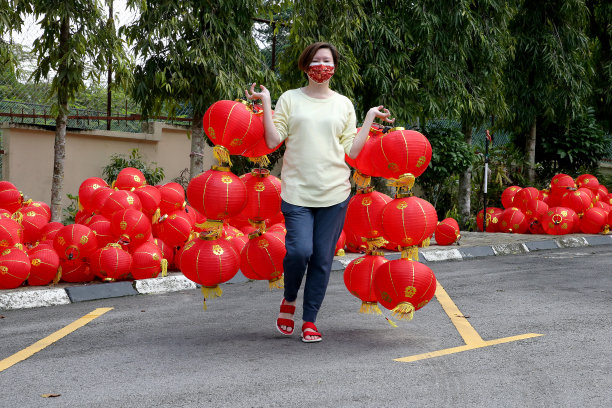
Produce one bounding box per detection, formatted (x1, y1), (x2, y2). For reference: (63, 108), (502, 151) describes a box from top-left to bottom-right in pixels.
(273, 88), (357, 207)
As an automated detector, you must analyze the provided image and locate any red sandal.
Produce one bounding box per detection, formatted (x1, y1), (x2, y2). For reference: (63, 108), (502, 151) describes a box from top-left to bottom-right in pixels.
(276, 298), (296, 336)
(301, 322), (322, 343)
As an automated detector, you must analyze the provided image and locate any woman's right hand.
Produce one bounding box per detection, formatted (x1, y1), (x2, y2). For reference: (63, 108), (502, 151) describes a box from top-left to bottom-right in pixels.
(245, 83), (271, 106)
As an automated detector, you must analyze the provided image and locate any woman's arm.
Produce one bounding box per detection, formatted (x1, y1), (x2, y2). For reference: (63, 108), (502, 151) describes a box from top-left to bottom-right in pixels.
(245, 83), (281, 149)
(348, 105), (394, 159)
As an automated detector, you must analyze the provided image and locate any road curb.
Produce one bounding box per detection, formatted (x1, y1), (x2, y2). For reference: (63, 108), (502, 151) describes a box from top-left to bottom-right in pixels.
(2, 235), (611, 311)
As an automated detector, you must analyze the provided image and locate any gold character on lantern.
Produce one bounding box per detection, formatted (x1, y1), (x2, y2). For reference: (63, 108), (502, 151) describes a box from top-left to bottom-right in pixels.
(212, 245), (224, 255)
(361, 197), (372, 206)
(127, 196), (135, 205)
(31, 259), (41, 266)
(255, 182), (265, 192)
(404, 286), (417, 298)
(221, 176), (233, 184)
(0, 266), (7, 274)
(396, 201), (408, 210)
(2, 249), (11, 255)
(133, 176), (141, 183)
(207, 127), (216, 139)
(120, 221), (128, 230)
(258, 239), (270, 248)
(80, 236), (89, 244)
(57, 237), (66, 246)
(416, 156), (426, 168)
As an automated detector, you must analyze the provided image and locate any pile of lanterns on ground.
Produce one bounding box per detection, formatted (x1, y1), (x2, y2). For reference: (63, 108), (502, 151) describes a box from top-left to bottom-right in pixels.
(0, 98), (461, 322)
(477, 174), (611, 235)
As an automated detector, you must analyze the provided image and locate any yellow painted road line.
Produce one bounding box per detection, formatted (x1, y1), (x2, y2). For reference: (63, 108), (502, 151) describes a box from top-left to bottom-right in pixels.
(394, 333), (544, 363)
(434, 282), (485, 345)
(0, 307), (113, 373)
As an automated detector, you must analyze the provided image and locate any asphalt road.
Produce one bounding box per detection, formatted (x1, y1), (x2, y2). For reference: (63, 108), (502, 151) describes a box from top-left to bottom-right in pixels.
(1, 246), (611, 408)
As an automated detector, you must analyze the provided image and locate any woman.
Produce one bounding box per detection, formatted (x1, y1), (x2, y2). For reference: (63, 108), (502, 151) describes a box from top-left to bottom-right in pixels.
(246, 42), (393, 343)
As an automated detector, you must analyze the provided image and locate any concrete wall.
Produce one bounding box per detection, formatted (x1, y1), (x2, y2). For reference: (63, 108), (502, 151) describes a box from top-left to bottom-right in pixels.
(0, 122), (216, 203)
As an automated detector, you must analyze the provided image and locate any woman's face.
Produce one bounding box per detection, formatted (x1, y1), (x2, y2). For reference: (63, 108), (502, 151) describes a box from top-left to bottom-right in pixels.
(310, 48), (334, 66)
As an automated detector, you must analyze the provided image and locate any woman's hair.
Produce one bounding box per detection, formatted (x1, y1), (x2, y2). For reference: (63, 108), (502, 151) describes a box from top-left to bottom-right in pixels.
(297, 42), (339, 71)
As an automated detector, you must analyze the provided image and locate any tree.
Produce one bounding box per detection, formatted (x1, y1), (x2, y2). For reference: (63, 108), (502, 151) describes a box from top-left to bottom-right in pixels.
(504, 0), (592, 184)
(0, 0), (31, 73)
(123, 0), (276, 179)
(407, 0), (514, 227)
(30, 0), (130, 221)
(586, 0), (612, 132)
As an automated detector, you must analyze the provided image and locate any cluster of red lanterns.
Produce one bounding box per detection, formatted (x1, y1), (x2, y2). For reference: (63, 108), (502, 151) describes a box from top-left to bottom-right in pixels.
(477, 173), (611, 235)
(340, 125), (442, 321)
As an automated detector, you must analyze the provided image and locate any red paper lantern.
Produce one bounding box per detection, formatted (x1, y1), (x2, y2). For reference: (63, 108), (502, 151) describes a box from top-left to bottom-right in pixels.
(40, 222), (63, 242)
(575, 174), (599, 193)
(114, 167), (146, 190)
(242, 107), (283, 161)
(222, 224), (248, 255)
(498, 208), (529, 234)
(580, 207), (608, 234)
(549, 174), (576, 197)
(53, 224), (97, 261)
(560, 189), (593, 216)
(370, 128), (432, 179)
(241, 169), (282, 224)
(345, 188), (392, 241)
(101, 190), (142, 219)
(158, 182), (186, 215)
(501, 186), (522, 209)
(513, 187), (540, 212)
(203, 100), (264, 155)
(59, 258), (94, 283)
(344, 251), (388, 313)
(19, 201), (52, 222)
(346, 125), (386, 177)
(17, 210), (48, 244)
(435, 218), (460, 245)
(240, 230), (286, 288)
(90, 244), (132, 281)
(185, 205), (206, 228)
(596, 185), (609, 202)
(524, 200), (549, 222)
(595, 201), (610, 214)
(0, 218), (23, 247)
(130, 242), (165, 279)
(186, 166), (247, 223)
(542, 207), (575, 235)
(179, 233), (240, 305)
(152, 210), (193, 247)
(90, 186), (114, 214)
(344, 228), (367, 253)
(78, 177), (109, 211)
(335, 230), (346, 256)
(476, 207), (503, 232)
(227, 211), (251, 230)
(27, 244), (60, 286)
(373, 258), (437, 320)
(0, 181), (23, 213)
(110, 209), (152, 248)
(0, 209), (11, 219)
(134, 185), (162, 219)
(381, 196), (438, 248)
(87, 215), (115, 248)
(0, 246), (31, 289)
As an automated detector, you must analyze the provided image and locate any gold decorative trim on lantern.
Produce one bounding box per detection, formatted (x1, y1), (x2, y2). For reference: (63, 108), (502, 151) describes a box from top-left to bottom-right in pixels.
(400, 246), (419, 261)
(391, 301), (415, 320)
(213, 146), (233, 167)
(352, 170), (371, 188)
(249, 156), (271, 168)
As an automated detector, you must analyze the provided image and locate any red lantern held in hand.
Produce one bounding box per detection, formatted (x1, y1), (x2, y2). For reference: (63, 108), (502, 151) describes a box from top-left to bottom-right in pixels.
(381, 195), (438, 252)
(373, 258), (437, 321)
(435, 218), (460, 245)
(114, 167), (146, 190)
(203, 100), (265, 165)
(54, 224), (97, 261)
(179, 231), (240, 308)
(344, 251), (388, 314)
(187, 166), (247, 230)
(370, 128), (432, 180)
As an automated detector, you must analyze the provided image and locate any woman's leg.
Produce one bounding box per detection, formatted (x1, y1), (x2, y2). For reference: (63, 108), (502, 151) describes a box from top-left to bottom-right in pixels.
(281, 200), (314, 303)
(302, 196), (350, 324)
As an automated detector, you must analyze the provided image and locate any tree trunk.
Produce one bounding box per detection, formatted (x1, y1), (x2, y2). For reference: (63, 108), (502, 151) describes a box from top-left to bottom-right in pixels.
(189, 110), (205, 179)
(50, 16), (70, 223)
(458, 122), (473, 228)
(525, 117), (537, 184)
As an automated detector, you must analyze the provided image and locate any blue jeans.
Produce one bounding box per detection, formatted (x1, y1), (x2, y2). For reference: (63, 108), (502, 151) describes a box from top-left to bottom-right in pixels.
(281, 196), (350, 323)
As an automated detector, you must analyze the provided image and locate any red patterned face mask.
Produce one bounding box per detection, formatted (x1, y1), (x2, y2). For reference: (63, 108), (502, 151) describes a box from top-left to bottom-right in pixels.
(307, 62), (335, 84)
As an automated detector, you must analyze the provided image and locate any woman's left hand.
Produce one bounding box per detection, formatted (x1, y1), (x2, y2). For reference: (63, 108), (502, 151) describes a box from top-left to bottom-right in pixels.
(368, 105), (395, 124)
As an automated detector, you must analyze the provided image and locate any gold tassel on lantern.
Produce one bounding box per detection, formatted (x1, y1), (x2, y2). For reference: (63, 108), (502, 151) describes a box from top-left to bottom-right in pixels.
(359, 301), (382, 315)
(52, 267), (62, 285)
(364, 237), (388, 252)
(400, 246), (419, 261)
(152, 208), (161, 225)
(352, 171), (371, 188)
(213, 145), (233, 167)
(201, 220), (224, 237)
(249, 156), (271, 168)
(201, 285), (223, 299)
(161, 259), (168, 277)
(387, 173), (415, 190)
(336, 249), (345, 256)
(248, 219), (267, 232)
(268, 275), (284, 290)
(392, 302), (415, 320)
(419, 237), (431, 248)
